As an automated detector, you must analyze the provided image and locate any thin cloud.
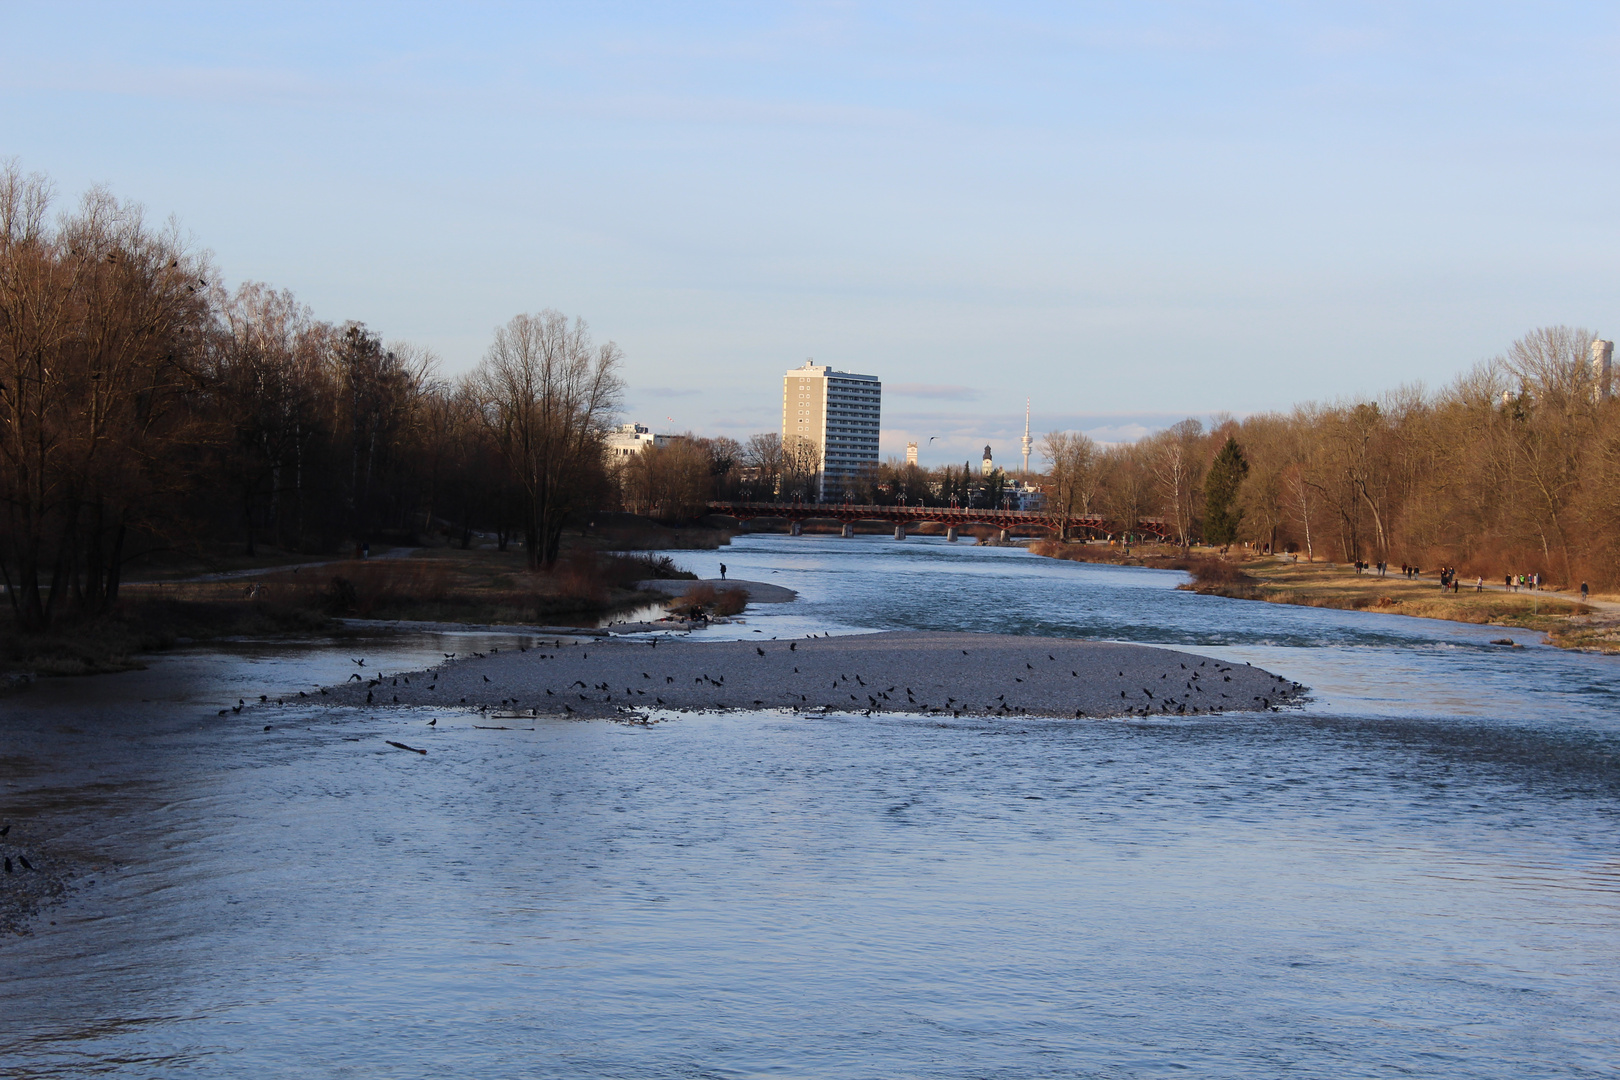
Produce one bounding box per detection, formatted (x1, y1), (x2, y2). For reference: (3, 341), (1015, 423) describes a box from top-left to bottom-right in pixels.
(887, 383), (980, 401)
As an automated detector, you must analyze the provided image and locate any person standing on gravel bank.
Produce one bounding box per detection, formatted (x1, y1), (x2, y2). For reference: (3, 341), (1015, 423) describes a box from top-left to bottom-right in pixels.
(720, 564), (727, 580)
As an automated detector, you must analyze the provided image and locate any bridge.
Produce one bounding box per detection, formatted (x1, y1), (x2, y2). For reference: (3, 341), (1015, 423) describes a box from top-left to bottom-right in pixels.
(705, 501), (1171, 540)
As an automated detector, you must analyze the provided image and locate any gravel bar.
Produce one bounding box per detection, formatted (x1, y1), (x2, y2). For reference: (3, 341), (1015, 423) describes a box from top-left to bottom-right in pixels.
(634, 578), (798, 603)
(330, 630), (1306, 719)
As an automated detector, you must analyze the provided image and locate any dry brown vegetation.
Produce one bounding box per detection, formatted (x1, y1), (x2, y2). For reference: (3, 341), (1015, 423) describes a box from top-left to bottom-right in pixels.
(664, 582), (749, 620)
(246, 549), (679, 624)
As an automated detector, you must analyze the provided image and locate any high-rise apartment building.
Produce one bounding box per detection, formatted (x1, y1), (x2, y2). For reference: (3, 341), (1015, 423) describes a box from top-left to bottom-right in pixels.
(1593, 339), (1614, 402)
(782, 360), (881, 500)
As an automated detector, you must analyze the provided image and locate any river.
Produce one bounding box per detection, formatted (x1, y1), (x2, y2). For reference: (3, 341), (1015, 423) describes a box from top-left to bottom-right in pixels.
(1, 535), (1616, 1077)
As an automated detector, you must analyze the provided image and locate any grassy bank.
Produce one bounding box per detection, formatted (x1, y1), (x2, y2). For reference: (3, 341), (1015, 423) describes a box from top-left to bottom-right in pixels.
(2, 549), (692, 680)
(1031, 541), (1619, 652)
(1, 600), (335, 678)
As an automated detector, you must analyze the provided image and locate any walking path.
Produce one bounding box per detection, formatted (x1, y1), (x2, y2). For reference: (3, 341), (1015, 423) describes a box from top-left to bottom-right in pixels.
(137, 546), (418, 585)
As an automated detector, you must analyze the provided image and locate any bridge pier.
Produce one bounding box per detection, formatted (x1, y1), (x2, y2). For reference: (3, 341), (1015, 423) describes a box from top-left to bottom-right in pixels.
(894, 525), (906, 540)
(946, 526), (958, 542)
(790, 521), (803, 537)
(841, 523), (853, 538)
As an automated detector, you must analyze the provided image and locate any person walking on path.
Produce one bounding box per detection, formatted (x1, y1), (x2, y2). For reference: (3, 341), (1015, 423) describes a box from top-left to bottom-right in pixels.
(719, 563), (727, 581)
(1476, 576), (1483, 593)
(1581, 581), (1590, 602)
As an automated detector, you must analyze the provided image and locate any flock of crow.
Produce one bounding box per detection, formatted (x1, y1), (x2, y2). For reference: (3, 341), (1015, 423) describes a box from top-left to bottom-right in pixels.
(303, 631), (1306, 729)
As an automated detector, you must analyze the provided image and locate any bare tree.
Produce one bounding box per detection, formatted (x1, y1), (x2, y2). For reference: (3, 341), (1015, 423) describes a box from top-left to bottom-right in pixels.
(1040, 430), (1099, 539)
(780, 434), (821, 501)
(742, 432), (783, 499)
(469, 311), (623, 568)
(0, 170), (210, 627)
(1148, 419), (1205, 548)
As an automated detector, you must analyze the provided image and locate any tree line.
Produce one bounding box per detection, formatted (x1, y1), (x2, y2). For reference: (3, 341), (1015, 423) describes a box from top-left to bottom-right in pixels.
(1037, 325), (1620, 587)
(0, 167), (673, 631)
(7, 166), (1615, 636)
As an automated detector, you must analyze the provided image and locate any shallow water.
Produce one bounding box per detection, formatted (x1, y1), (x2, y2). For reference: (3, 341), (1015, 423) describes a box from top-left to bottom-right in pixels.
(1, 535), (1617, 1077)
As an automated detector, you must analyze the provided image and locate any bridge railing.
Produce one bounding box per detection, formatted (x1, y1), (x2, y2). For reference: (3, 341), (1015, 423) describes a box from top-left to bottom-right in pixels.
(705, 501), (1169, 536)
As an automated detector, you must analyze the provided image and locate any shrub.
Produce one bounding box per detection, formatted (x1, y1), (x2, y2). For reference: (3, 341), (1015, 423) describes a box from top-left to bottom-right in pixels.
(665, 582), (716, 619)
(711, 588), (747, 616)
(323, 576), (359, 614)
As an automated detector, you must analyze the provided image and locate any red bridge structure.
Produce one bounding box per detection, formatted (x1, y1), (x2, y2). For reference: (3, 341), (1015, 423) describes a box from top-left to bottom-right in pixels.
(705, 501), (1171, 541)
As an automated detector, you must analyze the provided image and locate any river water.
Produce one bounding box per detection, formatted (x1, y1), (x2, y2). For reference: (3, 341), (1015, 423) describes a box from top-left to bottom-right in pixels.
(1, 536), (1616, 1078)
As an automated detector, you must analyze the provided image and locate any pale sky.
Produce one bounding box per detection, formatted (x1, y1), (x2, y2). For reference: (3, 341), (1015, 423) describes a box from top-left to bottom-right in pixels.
(4, 3), (1617, 464)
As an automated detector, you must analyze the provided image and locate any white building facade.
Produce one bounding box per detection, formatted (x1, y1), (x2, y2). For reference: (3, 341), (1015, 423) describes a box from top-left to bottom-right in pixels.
(605, 423), (669, 460)
(782, 361), (881, 501)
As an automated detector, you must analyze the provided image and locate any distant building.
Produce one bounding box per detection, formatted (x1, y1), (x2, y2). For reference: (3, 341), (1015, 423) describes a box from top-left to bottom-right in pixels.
(1594, 339), (1614, 402)
(1006, 480), (1045, 512)
(782, 360), (881, 501)
(981, 445), (994, 477)
(605, 422), (668, 460)
(905, 441), (918, 466)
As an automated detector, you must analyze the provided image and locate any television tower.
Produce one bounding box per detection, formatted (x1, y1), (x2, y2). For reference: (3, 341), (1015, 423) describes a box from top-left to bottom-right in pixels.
(1020, 398), (1032, 476)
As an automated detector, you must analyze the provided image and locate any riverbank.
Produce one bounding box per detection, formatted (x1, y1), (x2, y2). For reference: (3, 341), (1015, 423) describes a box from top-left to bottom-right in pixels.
(1028, 541), (1620, 653)
(1, 548), (693, 679)
(327, 630), (1305, 719)
(1183, 555), (1620, 652)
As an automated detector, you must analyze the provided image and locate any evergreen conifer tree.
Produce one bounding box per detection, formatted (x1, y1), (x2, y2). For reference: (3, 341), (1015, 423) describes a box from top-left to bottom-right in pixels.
(1203, 436), (1250, 545)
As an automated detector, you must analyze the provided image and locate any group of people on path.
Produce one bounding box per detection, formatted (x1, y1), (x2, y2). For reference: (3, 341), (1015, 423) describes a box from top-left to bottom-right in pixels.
(1369, 559), (1594, 603)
